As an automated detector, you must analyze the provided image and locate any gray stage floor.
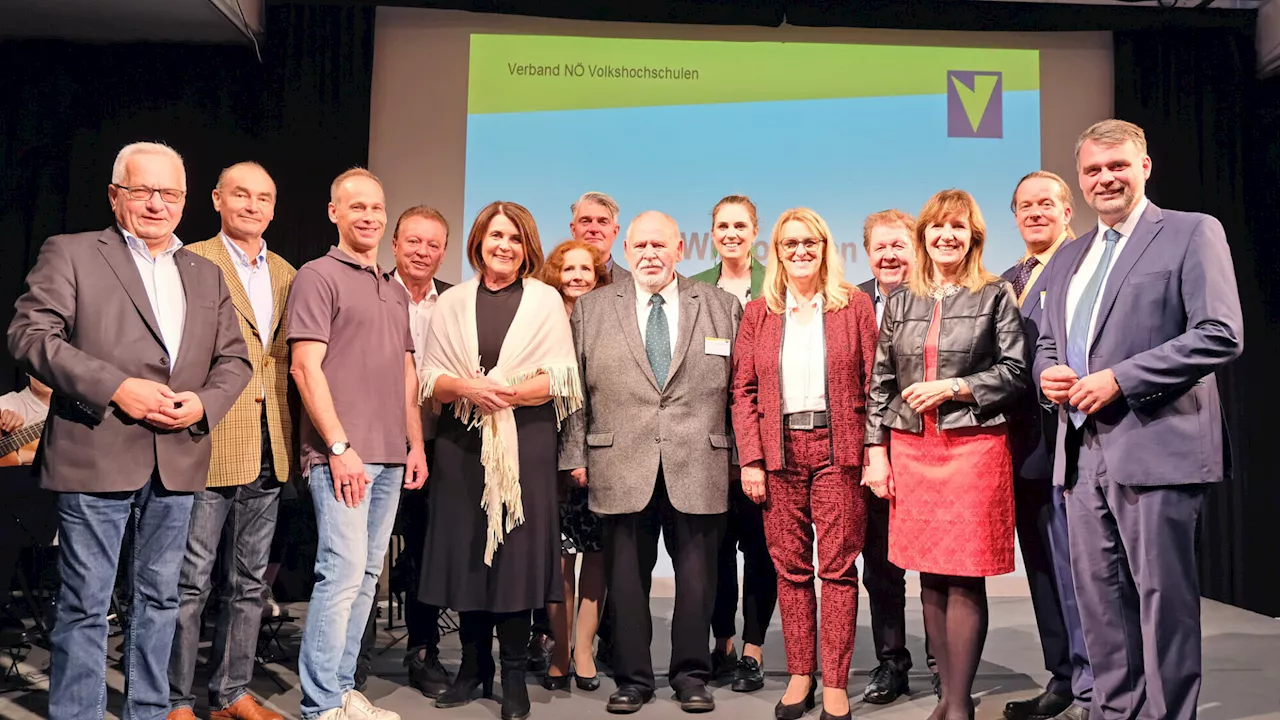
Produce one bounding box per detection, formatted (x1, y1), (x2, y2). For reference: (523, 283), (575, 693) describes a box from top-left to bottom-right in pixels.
(3, 596), (1279, 719)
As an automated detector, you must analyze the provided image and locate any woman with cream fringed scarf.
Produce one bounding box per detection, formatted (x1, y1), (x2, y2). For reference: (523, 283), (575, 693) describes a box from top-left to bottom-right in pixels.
(418, 202), (582, 720)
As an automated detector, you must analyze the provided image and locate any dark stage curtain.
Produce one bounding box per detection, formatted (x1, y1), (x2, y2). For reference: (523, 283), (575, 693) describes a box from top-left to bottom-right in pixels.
(1115, 29), (1280, 617)
(0, 1), (376, 389)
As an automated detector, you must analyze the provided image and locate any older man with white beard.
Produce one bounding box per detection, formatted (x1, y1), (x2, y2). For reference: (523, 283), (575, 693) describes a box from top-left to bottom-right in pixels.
(561, 211), (741, 714)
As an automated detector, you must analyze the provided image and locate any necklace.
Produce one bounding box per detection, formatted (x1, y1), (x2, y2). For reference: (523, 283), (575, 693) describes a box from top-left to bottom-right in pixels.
(928, 283), (963, 300)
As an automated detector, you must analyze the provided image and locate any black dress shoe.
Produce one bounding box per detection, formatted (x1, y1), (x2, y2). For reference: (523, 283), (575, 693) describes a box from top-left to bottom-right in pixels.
(819, 711), (851, 720)
(1003, 690), (1074, 720)
(607, 685), (655, 714)
(774, 675), (817, 720)
(731, 656), (764, 693)
(675, 684), (715, 713)
(435, 667), (496, 708)
(1050, 706), (1089, 720)
(526, 632), (553, 673)
(407, 652), (453, 698)
(862, 661), (910, 704)
(540, 672), (572, 691)
(710, 647), (739, 683)
(575, 673), (601, 691)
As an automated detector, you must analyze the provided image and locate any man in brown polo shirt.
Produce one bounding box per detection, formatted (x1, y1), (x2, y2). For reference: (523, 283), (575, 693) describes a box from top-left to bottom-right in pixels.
(287, 167), (427, 720)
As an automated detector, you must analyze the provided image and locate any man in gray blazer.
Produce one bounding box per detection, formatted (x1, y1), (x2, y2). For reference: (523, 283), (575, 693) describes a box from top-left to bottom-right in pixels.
(1034, 120), (1243, 720)
(7, 141), (252, 719)
(561, 210), (741, 714)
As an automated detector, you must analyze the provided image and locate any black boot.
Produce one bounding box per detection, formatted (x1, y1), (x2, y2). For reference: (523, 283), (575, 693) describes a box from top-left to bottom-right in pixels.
(436, 615), (495, 709)
(498, 611), (533, 720)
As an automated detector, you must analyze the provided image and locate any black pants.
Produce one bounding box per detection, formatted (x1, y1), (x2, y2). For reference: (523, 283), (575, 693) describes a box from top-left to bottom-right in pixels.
(358, 489), (441, 663)
(711, 481), (777, 647)
(1014, 475), (1073, 696)
(604, 473), (725, 693)
(863, 489), (936, 672)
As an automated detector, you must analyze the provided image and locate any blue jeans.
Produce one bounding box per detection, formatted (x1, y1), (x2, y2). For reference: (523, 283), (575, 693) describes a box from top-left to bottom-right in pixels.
(49, 475), (194, 720)
(299, 463), (403, 718)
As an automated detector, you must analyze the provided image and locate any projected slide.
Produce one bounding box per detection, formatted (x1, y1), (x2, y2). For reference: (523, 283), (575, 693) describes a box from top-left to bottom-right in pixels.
(463, 35), (1041, 282)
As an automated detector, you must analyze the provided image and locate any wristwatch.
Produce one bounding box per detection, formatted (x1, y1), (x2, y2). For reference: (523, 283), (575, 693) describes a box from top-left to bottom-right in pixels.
(950, 379), (961, 400)
(328, 440), (349, 456)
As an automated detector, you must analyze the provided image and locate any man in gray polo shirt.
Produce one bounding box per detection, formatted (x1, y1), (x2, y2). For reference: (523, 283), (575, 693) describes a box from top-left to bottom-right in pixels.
(287, 168), (427, 720)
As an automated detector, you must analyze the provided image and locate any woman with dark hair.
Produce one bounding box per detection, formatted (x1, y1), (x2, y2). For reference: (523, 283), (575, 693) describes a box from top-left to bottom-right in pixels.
(863, 189), (1030, 720)
(536, 239), (610, 691)
(419, 202), (582, 720)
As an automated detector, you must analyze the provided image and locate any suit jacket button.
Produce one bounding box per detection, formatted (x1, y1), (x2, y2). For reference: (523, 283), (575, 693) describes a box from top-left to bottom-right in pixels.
(160, 356), (168, 366)
(654, 436), (661, 444)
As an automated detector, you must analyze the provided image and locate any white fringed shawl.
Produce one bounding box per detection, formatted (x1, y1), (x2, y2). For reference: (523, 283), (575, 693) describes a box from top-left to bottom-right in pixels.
(418, 277), (582, 566)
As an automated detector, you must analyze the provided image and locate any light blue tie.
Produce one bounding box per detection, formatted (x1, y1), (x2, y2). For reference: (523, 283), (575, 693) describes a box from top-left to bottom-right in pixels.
(645, 294), (671, 388)
(1066, 228), (1121, 427)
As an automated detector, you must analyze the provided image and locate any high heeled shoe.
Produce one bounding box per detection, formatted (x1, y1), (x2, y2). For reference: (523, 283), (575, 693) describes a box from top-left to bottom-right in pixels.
(501, 668), (531, 720)
(540, 672), (572, 691)
(435, 661), (495, 708)
(774, 675), (817, 720)
(574, 673), (601, 691)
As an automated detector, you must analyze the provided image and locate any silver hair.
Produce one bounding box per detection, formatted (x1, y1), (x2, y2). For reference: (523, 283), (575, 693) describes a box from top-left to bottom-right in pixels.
(111, 142), (185, 186)
(570, 191), (620, 222)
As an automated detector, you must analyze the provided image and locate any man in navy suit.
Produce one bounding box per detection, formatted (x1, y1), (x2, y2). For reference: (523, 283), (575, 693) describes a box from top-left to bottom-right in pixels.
(1035, 120), (1242, 720)
(1001, 172), (1093, 720)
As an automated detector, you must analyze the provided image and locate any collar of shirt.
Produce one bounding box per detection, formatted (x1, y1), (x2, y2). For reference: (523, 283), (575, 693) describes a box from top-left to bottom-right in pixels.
(1095, 195), (1150, 240)
(220, 232), (268, 269)
(120, 226), (182, 260)
(326, 245), (384, 276)
(785, 289), (824, 314)
(1021, 232), (1069, 266)
(393, 270), (440, 307)
(636, 275), (679, 308)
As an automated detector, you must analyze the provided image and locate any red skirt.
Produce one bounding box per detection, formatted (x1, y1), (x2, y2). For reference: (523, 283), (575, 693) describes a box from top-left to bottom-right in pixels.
(888, 413), (1015, 577)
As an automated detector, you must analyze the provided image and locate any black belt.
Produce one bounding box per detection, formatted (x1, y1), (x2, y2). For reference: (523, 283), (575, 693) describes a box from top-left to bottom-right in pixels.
(783, 411), (829, 430)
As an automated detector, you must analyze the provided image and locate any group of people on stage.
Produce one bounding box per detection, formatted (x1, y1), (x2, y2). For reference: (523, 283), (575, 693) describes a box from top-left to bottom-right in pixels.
(4, 116), (1241, 720)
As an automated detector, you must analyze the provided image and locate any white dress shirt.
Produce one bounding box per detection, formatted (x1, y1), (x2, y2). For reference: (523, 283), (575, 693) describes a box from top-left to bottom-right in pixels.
(781, 290), (827, 414)
(872, 283), (887, 326)
(635, 276), (680, 350)
(1065, 196), (1149, 372)
(220, 233), (274, 349)
(122, 228), (186, 370)
(394, 272), (442, 369)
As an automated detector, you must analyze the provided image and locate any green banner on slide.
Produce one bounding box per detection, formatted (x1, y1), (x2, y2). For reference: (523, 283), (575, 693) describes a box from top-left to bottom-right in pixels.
(468, 34), (1039, 115)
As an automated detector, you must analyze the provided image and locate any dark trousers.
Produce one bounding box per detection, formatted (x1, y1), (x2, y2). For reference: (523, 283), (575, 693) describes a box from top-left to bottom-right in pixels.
(711, 481), (777, 647)
(1067, 426), (1206, 720)
(862, 489), (934, 672)
(1015, 475), (1075, 698)
(170, 413), (281, 710)
(357, 488), (441, 663)
(603, 473), (725, 693)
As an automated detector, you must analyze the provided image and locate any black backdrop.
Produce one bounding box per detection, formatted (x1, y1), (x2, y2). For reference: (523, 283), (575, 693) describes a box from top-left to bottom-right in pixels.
(2, 0), (1278, 615)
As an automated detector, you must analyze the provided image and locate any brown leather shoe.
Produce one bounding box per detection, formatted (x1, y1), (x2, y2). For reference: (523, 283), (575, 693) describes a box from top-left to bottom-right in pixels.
(167, 710), (197, 720)
(210, 695), (285, 720)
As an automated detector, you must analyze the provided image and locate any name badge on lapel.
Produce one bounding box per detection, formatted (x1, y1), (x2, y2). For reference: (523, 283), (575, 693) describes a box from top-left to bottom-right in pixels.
(1040, 290), (1046, 310)
(705, 337), (730, 356)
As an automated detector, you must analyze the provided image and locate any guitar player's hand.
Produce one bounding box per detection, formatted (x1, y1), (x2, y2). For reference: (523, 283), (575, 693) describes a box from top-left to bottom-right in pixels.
(0, 409), (22, 433)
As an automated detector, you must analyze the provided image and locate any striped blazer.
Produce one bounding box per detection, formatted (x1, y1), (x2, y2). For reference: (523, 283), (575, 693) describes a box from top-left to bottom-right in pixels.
(186, 237), (296, 487)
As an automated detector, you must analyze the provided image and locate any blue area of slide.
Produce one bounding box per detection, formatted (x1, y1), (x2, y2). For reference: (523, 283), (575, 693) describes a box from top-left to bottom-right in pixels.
(464, 91), (1040, 282)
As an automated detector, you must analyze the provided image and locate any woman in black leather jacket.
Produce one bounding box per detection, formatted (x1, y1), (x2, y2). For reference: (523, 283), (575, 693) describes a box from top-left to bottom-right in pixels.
(863, 189), (1029, 720)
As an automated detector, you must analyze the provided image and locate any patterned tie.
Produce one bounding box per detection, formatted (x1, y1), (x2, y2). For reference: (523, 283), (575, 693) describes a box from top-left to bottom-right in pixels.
(645, 293), (671, 388)
(1065, 228), (1122, 427)
(1011, 255), (1040, 300)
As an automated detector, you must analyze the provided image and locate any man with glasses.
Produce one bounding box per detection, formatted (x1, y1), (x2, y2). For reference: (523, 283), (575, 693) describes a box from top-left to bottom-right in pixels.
(7, 141), (252, 719)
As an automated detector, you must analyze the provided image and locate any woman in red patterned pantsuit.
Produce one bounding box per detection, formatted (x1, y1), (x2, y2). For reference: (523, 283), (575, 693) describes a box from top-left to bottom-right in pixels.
(864, 190), (1031, 720)
(731, 208), (880, 720)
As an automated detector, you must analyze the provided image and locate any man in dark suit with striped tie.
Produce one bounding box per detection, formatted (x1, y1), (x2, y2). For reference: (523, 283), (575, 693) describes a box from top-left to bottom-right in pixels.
(1001, 172), (1093, 720)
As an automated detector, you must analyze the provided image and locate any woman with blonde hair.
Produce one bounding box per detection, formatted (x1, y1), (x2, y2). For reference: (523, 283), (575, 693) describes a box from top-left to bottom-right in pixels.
(536, 239), (610, 692)
(731, 208), (879, 720)
(863, 189), (1030, 720)
(419, 201), (582, 720)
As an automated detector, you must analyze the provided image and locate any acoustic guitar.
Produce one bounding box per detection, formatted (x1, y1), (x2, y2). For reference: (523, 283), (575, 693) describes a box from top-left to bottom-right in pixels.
(0, 420), (44, 467)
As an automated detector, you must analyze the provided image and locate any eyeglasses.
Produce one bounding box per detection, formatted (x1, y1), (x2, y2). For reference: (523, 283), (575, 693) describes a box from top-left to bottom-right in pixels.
(780, 237), (823, 255)
(112, 184), (186, 204)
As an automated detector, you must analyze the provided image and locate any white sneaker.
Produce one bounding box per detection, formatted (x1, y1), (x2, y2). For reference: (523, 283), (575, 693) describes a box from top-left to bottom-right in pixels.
(343, 690), (401, 720)
(316, 709), (349, 720)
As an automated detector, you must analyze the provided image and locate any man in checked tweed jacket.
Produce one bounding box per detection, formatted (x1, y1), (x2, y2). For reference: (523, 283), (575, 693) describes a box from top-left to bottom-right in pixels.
(167, 162), (296, 720)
